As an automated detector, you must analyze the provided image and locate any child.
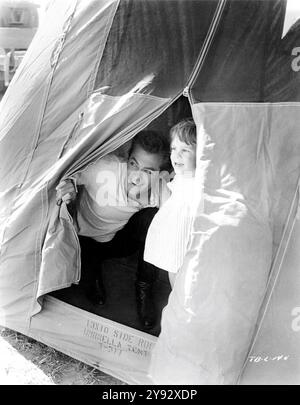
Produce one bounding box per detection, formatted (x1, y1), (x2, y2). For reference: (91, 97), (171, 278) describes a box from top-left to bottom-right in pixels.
(143, 118), (197, 287)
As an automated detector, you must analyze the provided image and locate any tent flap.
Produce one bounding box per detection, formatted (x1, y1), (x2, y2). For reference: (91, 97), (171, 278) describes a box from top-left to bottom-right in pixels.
(149, 102), (300, 384)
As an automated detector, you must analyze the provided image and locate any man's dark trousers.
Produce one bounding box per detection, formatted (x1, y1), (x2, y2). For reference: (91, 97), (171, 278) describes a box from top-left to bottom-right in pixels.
(78, 207), (159, 329)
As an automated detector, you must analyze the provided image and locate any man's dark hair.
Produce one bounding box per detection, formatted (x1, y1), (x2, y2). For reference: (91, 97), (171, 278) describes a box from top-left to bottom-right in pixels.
(130, 130), (171, 171)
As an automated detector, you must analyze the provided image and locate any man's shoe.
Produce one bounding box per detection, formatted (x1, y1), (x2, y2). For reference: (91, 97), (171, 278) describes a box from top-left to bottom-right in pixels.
(86, 277), (106, 305)
(136, 281), (156, 330)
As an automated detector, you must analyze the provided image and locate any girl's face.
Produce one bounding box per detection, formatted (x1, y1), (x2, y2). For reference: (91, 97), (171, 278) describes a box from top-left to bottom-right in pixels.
(170, 136), (196, 176)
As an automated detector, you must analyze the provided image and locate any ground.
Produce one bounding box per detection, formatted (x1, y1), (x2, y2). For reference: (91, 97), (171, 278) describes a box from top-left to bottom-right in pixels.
(0, 326), (125, 385)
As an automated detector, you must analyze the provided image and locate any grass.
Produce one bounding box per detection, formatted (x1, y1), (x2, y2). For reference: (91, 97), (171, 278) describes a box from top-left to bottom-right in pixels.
(0, 326), (125, 385)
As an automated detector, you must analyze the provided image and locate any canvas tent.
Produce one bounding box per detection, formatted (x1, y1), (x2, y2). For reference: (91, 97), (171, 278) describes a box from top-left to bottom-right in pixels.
(0, 0), (300, 384)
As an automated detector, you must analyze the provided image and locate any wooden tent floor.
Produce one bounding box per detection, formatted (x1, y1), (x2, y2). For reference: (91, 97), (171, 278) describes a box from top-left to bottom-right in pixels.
(50, 254), (171, 337)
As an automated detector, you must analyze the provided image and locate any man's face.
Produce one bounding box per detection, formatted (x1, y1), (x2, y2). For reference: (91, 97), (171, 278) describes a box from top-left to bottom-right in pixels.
(127, 145), (164, 201)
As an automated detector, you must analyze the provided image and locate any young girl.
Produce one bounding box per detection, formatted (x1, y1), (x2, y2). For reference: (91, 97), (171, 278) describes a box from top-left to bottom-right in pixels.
(143, 118), (197, 287)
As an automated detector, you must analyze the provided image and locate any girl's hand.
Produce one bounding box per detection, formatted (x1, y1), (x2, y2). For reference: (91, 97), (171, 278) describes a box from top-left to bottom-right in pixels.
(56, 179), (77, 206)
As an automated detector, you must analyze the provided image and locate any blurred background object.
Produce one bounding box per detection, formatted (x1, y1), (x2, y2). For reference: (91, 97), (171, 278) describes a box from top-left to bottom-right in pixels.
(0, 0), (40, 91)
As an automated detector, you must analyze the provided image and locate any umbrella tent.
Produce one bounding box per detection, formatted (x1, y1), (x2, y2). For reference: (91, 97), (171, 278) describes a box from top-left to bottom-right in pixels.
(0, 0), (299, 384)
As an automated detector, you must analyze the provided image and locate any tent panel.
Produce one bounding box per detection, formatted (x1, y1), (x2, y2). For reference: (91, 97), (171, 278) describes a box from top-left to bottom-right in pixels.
(0, 0), (79, 245)
(40, 0), (119, 140)
(0, 0), (76, 138)
(0, 187), (46, 329)
(241, 191), (300, 384)
(191, 0), (286, 102)
(95, 0), (219, 97)
(30, 295), (156, 384)
(0, 86), (47, 242)
(0, 86), (58, 194)
(264, 14), (300, 101)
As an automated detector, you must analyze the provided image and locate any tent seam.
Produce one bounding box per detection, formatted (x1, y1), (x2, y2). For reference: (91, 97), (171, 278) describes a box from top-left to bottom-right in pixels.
(186, 0), (228, 103)
(29, 187), (46, 327)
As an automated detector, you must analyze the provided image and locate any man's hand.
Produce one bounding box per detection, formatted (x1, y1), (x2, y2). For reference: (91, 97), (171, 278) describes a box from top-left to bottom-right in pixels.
(56, 179), (77, 206)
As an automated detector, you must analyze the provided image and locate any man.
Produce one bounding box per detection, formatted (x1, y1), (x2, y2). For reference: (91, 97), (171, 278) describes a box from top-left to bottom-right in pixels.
(56, 130), (171, 329)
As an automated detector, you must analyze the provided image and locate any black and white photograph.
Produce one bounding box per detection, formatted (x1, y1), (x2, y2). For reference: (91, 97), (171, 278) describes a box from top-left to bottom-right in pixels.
(0, 0), (300, 388)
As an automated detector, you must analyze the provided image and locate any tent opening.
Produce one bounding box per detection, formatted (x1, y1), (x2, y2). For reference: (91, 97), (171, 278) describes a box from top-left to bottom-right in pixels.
(50, 95), (193, 337)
